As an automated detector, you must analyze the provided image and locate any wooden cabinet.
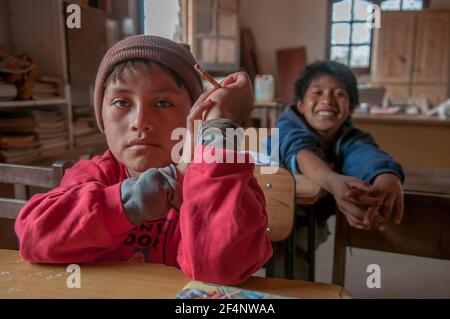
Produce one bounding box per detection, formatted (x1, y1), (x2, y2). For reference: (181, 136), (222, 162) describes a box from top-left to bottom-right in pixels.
(372, 12), (416, 84)
(384, 84), (411, 98)
(413, 12), (450, 84)
(372, 11), (450, 107)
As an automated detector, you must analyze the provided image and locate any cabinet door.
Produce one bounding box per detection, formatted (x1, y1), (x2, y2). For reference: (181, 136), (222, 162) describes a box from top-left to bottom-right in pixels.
(413, 12), (450, 84)
(384, 84), (411, 98)
(372, 12), (416, 83)
(412, 84), (449, 107)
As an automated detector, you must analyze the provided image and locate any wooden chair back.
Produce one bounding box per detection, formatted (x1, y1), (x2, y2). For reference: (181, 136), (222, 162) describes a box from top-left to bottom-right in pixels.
(0, 161), (74, 249)
(253, 166), (295, 242)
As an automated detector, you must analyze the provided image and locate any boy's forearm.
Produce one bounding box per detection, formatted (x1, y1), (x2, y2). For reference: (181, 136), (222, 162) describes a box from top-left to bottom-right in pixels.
(177, 147), (272, 285)
(296, 149), (337, 193)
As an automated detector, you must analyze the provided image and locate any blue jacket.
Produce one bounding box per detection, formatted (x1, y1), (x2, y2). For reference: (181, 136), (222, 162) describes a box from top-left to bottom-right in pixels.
(271, 105), (404, 183)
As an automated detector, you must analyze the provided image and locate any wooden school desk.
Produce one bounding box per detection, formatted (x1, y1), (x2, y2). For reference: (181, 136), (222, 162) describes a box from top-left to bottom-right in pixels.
(242, 129), (325, 280)
(0, 249), (348, 299)
(251, 101), (285, 128)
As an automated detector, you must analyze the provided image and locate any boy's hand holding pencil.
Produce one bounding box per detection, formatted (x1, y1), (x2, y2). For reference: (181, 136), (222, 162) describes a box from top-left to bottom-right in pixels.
(195, 64), (253, 125)
(177, 65), (254, 174)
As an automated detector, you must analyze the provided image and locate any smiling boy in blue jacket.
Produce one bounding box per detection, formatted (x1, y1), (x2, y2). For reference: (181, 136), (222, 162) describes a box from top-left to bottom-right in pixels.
(274, 61), (404, 278)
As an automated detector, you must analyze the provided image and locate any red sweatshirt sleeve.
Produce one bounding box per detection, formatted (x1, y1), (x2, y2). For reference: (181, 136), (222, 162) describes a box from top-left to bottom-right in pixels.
(176, 145), (273, 285)
(15, 158), (134, 263)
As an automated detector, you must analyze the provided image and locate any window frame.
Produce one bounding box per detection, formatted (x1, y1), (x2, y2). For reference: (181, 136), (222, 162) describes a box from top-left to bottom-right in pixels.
(326, 0), (428, 75)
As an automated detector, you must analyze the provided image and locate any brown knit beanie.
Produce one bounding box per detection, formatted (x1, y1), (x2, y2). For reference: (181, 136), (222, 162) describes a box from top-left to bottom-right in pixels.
(93, 35), (203, 132)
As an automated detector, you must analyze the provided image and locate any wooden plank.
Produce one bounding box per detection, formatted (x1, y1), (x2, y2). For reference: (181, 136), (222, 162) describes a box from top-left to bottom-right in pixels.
(0, 164), (55, 188)
(340, 193), (450, 260)
(372, 12), (416, 83)
(404, 167), (450, 196)
(0, 249), (346, 299)
(0, 198), (26, 220)
(413, 12), (450, 84)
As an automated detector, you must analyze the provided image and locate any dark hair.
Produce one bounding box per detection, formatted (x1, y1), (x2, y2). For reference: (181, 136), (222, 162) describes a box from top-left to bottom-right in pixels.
(294, 60), (359, 109)
(104, 59), (186, 92)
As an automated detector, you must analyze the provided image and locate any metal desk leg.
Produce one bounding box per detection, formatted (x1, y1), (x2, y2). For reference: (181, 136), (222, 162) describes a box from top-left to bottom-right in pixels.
(284, 224), (295, 279)
(308, 205), (316, 281)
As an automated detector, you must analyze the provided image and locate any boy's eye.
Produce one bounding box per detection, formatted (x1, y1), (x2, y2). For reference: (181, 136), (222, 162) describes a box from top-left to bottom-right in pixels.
(154, 99), (173, 108)
(335, 91), (347, 97)
(112, 99), (131, 109)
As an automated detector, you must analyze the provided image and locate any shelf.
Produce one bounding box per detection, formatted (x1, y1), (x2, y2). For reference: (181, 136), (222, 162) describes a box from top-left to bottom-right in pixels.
(0, 98), (68, 108)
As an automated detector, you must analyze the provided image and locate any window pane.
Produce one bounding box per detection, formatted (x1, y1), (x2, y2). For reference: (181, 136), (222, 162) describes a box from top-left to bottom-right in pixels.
(402, 0), (423, 10)
(331, 23), (351, 45)
(381, 0), (401, 11)
(352, 23), (371, 44)
(144, 0), (181, 39)
(353, 0), (371, 21)
(350, 45), (370, 67)
(331, 46), (350, 65)
(332, 0), (352, 22)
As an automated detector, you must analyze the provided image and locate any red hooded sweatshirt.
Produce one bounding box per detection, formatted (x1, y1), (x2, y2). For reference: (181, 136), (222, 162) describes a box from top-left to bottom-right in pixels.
(15, 145), (273, 285)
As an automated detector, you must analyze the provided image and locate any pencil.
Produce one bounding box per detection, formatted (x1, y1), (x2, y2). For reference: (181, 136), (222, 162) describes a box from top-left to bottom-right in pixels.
(195, 64), (221, 89)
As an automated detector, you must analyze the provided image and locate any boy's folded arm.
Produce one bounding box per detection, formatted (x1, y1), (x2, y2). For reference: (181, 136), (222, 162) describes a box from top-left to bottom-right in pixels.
(176, 120), (273, 285)
(296, 149), (336, 191)
(341, 132), (404, 183)
(15, 159), (177, 264)
(120, 165), (181, 225)
(15, 179), (133, 264)
(278, 118), (325, 174)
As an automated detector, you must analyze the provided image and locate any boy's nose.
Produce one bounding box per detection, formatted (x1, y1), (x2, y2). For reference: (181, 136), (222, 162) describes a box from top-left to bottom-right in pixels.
(131, 104), (154, 132)
(321, 92), (336, 105)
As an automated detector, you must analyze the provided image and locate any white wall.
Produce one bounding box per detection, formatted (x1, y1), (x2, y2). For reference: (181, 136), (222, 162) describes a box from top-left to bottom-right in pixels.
(239, 0), (329, 76)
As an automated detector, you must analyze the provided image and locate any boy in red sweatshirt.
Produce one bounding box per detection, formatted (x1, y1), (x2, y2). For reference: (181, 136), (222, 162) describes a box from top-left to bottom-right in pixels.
(15, 35), (272, 285)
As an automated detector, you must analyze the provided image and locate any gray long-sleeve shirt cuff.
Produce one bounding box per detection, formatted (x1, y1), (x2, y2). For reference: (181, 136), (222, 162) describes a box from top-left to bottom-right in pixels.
(197, 118), (242, 150)
(120, 164), (181, 225)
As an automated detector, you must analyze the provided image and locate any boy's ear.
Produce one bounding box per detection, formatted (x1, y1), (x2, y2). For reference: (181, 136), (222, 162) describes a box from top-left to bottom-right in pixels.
(296, 100), (305, 114)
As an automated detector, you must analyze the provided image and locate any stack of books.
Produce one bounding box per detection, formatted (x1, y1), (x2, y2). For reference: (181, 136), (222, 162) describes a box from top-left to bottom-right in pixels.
(32, 76), (63, 100)
(32, 110), (69, 157)
(0, 81), (17, 101)
(0, 134), (41, 164)
(73, 104), (106, 148)
(0, 111), (40, 163)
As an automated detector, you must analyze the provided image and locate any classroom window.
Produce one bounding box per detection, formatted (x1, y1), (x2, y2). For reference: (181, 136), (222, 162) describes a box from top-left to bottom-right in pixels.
(328, 0), (425, 71)
(142, 0), (182, 41)
(381, 0), (424, 10)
